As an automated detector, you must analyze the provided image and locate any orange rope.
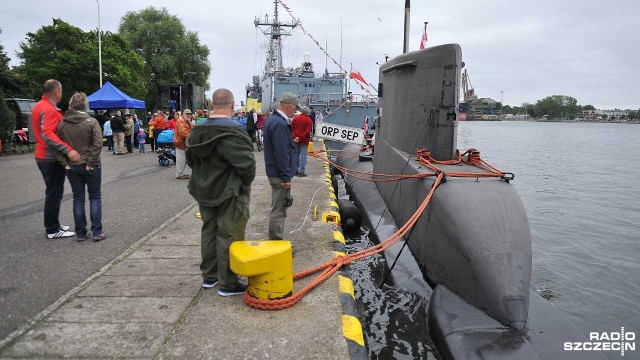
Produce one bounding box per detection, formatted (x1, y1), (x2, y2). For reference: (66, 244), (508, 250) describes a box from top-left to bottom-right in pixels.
(243, 147), (508, 310)
(245, 171), (445, 310)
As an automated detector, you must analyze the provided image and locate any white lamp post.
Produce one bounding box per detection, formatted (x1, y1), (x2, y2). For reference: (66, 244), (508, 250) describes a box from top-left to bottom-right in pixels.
(96, 0), (102, 87)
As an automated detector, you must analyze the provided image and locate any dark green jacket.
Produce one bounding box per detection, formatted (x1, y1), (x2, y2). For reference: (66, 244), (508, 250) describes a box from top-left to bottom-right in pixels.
(186, 123), (255, 207)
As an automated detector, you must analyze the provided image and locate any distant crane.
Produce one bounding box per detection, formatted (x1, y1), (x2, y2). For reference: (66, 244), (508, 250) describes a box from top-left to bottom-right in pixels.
(461, 69), (478, 103)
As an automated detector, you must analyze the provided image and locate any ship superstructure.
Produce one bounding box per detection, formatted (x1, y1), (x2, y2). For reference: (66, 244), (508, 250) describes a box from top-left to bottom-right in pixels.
(247, 0), (377, 129)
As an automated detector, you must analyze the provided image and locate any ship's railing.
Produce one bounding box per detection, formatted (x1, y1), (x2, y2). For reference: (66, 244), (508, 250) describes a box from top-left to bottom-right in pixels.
(321, 72), (346, 80)
(300, 92), (378, 106)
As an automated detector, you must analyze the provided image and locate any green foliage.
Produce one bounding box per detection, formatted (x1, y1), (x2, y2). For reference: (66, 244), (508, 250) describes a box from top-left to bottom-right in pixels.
(0, 29), (14, 91)
(628, 111), (638, 120)
(1, 143), (35, 155)
(0, 89), (16, 149)
(582, 104), (595, 111)
(119, 7), (211, 110)
(16, 19), (145, 109)
(530, 95), (580, 119)
(522, 103), (536, 117)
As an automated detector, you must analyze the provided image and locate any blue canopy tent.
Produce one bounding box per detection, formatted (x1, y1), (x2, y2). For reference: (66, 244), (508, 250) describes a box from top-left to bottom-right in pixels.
(87, 81), (146, 109)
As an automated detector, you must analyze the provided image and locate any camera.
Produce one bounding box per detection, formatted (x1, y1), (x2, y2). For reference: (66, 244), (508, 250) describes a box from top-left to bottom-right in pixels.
(284, 188), (293, 207)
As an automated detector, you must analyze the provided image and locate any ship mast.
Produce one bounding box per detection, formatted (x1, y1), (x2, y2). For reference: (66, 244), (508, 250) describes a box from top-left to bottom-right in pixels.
(254, 0), (299, 76)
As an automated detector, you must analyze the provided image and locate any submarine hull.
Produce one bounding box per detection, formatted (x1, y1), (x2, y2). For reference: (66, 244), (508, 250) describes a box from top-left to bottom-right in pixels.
(328, 43), (606, 358)
(376, 44), (530, 328)
(336, 144), (606, 359)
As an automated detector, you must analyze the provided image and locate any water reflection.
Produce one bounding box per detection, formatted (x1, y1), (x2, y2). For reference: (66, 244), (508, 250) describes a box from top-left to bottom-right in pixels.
(346, 230), (440, 359)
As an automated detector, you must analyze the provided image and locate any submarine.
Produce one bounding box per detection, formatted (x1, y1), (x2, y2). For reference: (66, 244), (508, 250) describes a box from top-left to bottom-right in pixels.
(331, 44), (607, 359)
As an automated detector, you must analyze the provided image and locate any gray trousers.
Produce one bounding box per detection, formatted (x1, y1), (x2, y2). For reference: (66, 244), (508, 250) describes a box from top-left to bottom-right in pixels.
(268, 177), (287, 240)
(175, 148), (187, 177)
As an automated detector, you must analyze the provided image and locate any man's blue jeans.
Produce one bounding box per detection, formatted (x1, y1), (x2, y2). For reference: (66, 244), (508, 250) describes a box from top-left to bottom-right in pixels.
(66, 165), (103, 236)
(294, 143), (308, 174)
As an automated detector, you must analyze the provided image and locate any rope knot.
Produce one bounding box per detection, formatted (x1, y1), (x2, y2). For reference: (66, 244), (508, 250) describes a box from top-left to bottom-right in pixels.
(336, 256), (352, 267)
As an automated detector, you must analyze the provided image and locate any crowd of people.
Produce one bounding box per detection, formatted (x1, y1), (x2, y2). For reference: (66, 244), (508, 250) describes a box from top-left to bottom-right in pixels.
(32, 77), (316, 297)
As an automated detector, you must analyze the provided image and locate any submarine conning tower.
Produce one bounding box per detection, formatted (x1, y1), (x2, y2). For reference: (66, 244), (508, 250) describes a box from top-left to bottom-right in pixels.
(374, 44), (532, 330)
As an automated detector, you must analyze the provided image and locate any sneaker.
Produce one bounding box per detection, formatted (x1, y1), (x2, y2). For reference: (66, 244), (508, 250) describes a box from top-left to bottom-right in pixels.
(76, 233), (89, 242)
(217, 283), (248, 297)
(202, 280), (218, 289)
(92, 232), (107, 242)
(60, 225), (71, 231)
(46, 230), (75, 239)
(298, 172), (307, 177)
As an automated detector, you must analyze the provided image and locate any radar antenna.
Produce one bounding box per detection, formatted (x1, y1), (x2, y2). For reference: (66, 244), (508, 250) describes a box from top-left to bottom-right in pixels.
(254, 0), (299, 76)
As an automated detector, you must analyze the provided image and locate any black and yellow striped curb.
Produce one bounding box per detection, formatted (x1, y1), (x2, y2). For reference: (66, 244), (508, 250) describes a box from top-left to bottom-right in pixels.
(318, 140), (367, 359)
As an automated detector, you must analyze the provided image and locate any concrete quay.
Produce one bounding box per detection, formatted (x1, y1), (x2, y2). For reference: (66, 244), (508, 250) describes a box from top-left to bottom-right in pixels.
(0, 143), (366, 359)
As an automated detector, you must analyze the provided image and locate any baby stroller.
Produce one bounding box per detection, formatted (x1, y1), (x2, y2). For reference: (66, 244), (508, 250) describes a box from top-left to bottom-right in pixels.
(156, 129), (176, 166)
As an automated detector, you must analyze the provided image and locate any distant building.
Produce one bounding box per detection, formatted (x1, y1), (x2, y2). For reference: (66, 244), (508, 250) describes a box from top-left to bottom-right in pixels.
(595, 109), (627, 117)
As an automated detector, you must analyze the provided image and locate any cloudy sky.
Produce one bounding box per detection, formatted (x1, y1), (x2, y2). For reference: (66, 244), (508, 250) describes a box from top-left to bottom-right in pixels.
(1, 0), (638, 110)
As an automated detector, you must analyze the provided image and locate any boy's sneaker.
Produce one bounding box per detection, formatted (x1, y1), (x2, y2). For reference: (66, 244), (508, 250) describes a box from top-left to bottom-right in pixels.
(202, 280), (218, 289)
(76, 233), (89, 242)
(46, 229), (75, 239)
(217, 283), (248, 297)
(297, 172), (307, 177)
(60, 225), (71, 231)
(92, 232), (107, 242)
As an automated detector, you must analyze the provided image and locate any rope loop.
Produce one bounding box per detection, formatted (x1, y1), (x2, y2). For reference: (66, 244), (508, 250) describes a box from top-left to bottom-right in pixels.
(243, 146), (511, 310)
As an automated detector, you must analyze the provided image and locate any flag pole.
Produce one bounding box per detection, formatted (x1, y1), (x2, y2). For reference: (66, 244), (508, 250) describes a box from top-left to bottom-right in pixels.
(420, 21), (429, 50)
(347, 63), (352, 97)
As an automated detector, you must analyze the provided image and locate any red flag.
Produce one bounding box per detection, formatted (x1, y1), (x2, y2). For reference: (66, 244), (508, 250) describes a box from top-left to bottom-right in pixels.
(420, 31), (428, 49)
(363, 116), (369, 132)
(349, 71), (369, 86)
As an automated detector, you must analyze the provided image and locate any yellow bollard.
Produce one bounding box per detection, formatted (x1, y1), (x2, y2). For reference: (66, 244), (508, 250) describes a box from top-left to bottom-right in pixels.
(229, 241), (293, 300)
(307, 140), (314, 153)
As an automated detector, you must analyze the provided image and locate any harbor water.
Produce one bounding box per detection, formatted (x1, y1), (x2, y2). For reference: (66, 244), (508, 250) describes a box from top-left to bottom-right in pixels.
(457, 121), (640, 337)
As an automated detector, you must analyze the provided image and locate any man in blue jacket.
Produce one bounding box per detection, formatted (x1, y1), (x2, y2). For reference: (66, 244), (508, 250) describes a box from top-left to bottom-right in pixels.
(263, 92), (300, 240)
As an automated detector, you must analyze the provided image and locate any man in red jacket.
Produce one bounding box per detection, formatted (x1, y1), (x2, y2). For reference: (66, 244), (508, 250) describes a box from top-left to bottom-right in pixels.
(32, 79), (81, 239)
(290, 106), (313, 177)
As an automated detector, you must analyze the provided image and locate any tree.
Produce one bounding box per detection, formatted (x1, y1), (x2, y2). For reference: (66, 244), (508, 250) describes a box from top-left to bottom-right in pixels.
(0, 31), (17, 149)
(533, 95), (580, 119)
(0, 29), (15, 92)
(16, 19), (145, 109)
(582, 104), (595, 111)
(0, 89), (16, 150)
(523, 103), (536, 117)
(119, 7), (211, 111)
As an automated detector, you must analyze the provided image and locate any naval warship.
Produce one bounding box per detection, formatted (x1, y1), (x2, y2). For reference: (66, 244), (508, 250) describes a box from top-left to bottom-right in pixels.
(245, 1), (377, 130)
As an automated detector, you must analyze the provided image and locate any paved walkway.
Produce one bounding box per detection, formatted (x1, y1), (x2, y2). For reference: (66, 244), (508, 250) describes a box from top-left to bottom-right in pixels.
(0, 145), (364, 359)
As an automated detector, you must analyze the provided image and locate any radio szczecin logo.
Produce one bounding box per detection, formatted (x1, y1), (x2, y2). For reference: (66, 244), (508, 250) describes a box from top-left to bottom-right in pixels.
(564, 327), (636, 356)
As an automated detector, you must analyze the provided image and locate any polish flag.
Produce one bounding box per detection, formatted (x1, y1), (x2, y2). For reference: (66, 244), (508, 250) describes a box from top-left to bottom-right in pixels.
(420, 31), (428, 49)
(349, 71), (369, 86)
